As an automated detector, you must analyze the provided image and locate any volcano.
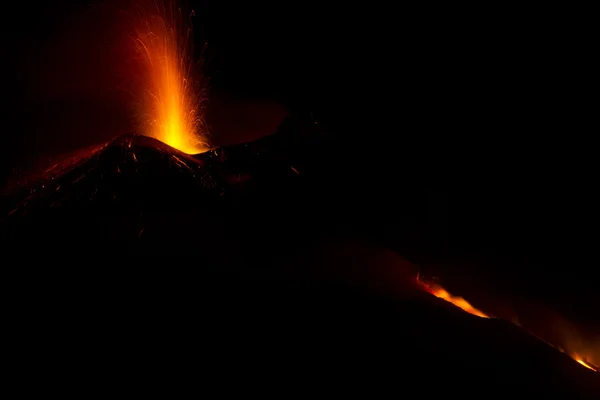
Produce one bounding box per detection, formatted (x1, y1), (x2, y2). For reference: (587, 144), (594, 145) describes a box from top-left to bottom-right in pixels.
(0, 115), (324, 256)
(1, 118), (598, 396)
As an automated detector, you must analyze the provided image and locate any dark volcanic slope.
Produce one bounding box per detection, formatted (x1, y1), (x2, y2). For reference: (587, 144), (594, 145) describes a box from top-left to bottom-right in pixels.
(5, 276), (600, 396)
(1, 120), (598, 396)
(0, 118), (326, 257)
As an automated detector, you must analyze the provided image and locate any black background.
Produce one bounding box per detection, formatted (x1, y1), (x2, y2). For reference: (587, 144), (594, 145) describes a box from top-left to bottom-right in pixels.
(1, 2), (598, 313)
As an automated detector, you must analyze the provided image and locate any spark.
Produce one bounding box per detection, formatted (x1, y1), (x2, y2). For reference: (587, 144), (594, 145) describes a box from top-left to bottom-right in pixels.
(73, 174), (85, 183)
(131, 0), (210, 154)
(172, 155), (195, 173)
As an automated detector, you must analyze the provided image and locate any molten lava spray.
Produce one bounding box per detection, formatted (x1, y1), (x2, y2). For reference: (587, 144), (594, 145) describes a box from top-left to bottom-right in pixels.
(131, 0), (209, 154)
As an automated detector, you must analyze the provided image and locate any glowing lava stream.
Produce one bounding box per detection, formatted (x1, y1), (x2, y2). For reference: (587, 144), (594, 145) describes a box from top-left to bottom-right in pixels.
(418, 280), (489, 319)
(133, 0), (210, 154)
(575, 357), (597, 372)
(416, 277), (598, 372)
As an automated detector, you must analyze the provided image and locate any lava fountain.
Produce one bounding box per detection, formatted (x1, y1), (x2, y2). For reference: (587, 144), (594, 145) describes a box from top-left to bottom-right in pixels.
(131, 0), (209, 154)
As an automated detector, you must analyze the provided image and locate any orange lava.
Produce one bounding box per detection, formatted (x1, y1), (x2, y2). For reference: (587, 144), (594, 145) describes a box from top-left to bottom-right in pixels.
(575, 357), (597, 372)
(416, 277), (600, 372)
(421, 282), (489, 318)
(132, 0), (209, 154)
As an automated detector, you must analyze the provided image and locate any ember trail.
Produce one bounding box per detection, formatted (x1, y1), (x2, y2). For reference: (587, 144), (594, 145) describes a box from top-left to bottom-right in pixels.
(416, 276), (599, 373)
(132, 0), (209, 154)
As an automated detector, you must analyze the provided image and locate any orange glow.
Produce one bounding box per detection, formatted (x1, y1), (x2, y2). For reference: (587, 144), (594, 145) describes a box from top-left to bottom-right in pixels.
(575, 357), (597, 372)
(417, 279), (489, 318)
(416, 277), (599, 372)
(426, 283), (489, 318)
(132, 0), (209, 154)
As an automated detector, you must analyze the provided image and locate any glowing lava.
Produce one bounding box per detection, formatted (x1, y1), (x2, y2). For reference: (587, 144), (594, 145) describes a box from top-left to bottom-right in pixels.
(132, 0), (209, 154)
(420, 281), (489, 318)
(416, 277), (600, 373)
(575, 357), (597, 372)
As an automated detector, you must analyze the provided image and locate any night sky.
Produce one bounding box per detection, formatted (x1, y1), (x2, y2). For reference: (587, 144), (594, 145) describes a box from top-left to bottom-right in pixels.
(1, 2), (597, 316)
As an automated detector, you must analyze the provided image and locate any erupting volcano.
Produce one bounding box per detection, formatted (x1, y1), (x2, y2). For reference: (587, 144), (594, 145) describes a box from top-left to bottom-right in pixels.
(1, 1), (598, 396)
(131, 0), (210, 154)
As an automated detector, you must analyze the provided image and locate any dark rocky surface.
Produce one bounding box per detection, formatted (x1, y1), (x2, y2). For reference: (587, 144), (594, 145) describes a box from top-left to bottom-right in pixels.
(1, 118), (598, 396)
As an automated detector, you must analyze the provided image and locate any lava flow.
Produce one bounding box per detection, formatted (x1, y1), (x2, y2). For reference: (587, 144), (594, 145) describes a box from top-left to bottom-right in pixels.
(575, 356), (598, 372)
(131, 0), (209, 154)
(418, 279), (489, 318)
(416, 276), (599, 373)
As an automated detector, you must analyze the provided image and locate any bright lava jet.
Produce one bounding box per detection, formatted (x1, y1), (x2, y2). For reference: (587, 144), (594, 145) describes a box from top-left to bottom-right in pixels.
(132, 0), (209, 154)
